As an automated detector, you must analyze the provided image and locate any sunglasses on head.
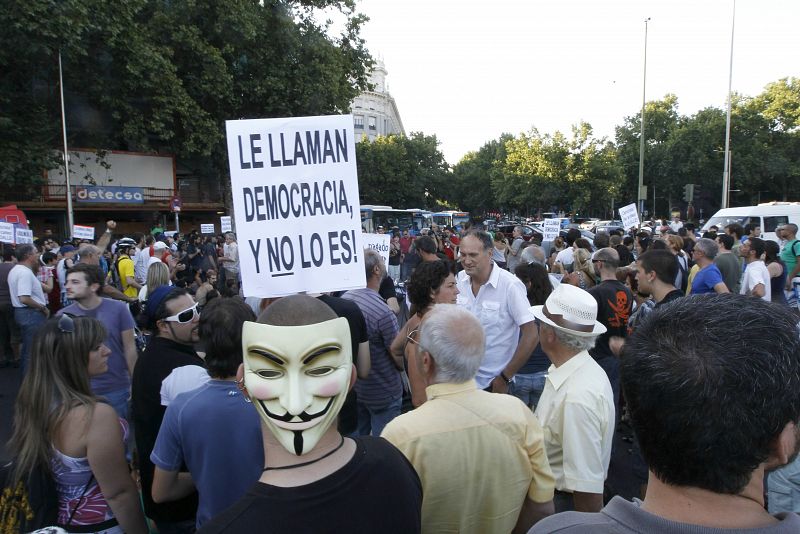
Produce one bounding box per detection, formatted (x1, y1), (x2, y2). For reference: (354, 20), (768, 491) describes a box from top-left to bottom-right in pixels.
(163, 303), (199, 324)
(58, 313), (76, 334)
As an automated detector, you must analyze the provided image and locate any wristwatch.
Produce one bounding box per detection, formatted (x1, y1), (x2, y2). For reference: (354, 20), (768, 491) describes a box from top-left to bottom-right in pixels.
(500, 372), (513, 384)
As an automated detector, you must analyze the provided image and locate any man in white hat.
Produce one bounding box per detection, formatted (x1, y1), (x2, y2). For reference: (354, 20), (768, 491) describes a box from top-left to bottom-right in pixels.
(532, 283), (615, 513)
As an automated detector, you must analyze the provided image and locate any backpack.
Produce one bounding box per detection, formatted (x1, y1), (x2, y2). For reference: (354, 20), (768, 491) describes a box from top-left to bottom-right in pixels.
(0, 460), (59, 534)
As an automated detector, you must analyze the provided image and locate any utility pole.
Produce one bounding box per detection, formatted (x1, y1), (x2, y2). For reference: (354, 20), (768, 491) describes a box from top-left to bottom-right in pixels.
(59, 49), (75, 235)
(637, 17), (651, 218)
(721, 0), (736, 209)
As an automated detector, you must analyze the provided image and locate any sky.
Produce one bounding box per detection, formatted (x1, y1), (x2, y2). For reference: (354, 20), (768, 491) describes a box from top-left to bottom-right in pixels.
(355, 0), (800, 164)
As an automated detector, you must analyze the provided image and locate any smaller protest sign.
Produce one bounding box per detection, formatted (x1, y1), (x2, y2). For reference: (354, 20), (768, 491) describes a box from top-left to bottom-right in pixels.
(201, 224), (215, 234)
(619, 203), (641, 230)
(220, 216), (232, 233)
(361, 233), (391, 266)
(14, 228), (33, 244)
(543, 219), (561, 242)
(0, 223), (14, 244)
(73, 225), (95, 240)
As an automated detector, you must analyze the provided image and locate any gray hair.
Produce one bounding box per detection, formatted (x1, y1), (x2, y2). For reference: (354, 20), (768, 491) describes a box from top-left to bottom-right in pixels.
(363, 248), (384, 278)
(552, 325), (597, 352)
(464, 230), (493, 251)
(520, 244), (546, 266)
(694, 238), (719, 260)
(77, 244), (101, 258)
(419, 304), (485, 384)
(514, 225), (524, 235)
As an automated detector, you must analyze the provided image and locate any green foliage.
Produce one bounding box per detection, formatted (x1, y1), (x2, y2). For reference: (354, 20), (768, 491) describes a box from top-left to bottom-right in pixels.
(0, 0), (373, 187)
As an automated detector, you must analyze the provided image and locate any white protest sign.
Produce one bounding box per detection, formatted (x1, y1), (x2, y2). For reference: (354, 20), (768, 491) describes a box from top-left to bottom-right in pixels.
(0, 223), (14, 244)
(619, 203), (641, 230)
(543, 218), (561, 242)
(225, 114), (364, 297)
(362, 233), (391, 266)
(200, 224), (215, 234)
(14, 228), (33, 244)
(72, 225), (95, 240)
(220, 216), (232, 233)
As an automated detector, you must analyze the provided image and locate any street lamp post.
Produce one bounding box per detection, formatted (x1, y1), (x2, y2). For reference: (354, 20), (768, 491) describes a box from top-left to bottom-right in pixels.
(58, 49), (75, 236)
(637, 18), (651, 218)
(721, 0), (736, 209)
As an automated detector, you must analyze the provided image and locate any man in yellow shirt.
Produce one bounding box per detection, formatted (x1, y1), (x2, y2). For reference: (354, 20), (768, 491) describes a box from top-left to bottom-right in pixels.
(382, 304), (555, 533)
(116, 237), (141, 299)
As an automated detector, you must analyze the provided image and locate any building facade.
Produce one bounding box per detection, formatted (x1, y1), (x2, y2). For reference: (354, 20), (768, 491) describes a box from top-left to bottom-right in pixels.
(351, 60), (405, 141)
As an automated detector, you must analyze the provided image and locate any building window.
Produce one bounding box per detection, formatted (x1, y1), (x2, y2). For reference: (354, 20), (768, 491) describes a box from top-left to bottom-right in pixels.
(354, 115), (364, 129)
(368, 116), (376, 131)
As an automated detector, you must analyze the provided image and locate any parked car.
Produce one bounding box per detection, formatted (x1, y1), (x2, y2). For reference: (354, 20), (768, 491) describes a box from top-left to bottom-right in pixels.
(496, 223), (543, 243)
(594, 220), (625, 234)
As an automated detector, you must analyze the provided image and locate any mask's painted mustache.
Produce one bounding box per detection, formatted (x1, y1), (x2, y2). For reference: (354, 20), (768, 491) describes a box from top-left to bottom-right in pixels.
(258, 396), (335, 423)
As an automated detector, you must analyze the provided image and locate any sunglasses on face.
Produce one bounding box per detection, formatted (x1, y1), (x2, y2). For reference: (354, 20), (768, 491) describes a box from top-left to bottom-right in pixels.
(163, 303), (199, 323)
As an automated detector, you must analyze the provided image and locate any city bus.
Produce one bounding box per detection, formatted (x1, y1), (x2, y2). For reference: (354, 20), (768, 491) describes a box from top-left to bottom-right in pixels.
(406, 208), (432, 234)
(359, 205), (414, 234)
(430, 211), (470, 230)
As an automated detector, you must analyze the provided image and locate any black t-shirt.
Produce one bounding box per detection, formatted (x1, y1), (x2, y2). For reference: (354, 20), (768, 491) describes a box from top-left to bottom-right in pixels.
(655, 289), (684, 308)
(317, 294), (369, 435)
(588, 280), (633, 361)
(131, 336), (203, 521)
(199, 436), (422, 534)
(379, 274), (397, 301)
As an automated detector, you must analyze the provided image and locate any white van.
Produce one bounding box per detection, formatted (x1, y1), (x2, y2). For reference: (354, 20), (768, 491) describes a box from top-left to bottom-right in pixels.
(702, 202), (800, 243)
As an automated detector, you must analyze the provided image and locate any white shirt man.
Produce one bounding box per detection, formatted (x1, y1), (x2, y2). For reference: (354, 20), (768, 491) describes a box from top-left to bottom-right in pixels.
(456, 231), (537, 392)
(507, 226), (525, 272)
(669, 217), (684, 232)
(740, 238), (771, 301)
(134, 240), (152, 283)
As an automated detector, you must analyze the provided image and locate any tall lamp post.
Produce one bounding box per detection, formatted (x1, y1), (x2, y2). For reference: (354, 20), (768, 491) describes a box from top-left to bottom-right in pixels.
(721, 0), (736, 209)
(637, 18), (651, 219)
(58, 49), (75, 235)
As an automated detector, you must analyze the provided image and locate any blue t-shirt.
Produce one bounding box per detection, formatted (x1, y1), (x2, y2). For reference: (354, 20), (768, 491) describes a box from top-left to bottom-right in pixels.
(150, 380), (263, 528)
(690, 264), (724, 295)
(60, 298), (135, 394)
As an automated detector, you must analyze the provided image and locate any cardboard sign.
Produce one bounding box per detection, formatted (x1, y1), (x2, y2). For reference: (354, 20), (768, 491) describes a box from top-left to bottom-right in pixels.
(619, 203), (641, 230)
(200, 224), (215, 234)
(0, 223), (14, 244)
(220, 216), (232, 233)
(14, 228), (33, 244)
(542, 219), (561, 242)
(72, 225), (95, 240)
(362, 233), (391, 267)
(226, 114), (364, 297)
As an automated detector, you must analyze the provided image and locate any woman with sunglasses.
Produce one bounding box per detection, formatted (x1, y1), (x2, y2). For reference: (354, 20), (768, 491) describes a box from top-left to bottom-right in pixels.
(8, 314), (147, 533)
(390, 260), (459, 408)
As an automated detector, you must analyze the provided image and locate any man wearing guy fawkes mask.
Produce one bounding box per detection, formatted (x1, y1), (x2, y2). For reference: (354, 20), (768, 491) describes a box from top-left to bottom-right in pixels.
(199, 295), (422, 533)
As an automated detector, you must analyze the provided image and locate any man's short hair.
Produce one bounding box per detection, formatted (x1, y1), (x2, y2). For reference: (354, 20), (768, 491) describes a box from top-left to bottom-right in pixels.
(784, 223), (798, 235)
(66, 263), (105, 291)
(593, 247), (620, 269)
(726, 223), (744, 239)
(638, 250), (678, 285)
(14, 244), (36, 262)
(463, 230), (493, 251)
(622, 294), (800, 494)
(419, 304), (484, 383)
(565, 228), (581, 246)
(77, 244), (101, 260)
(257, 294), (336, 326)
(363, 248), (383, 278)
(520, 244), (545, 266)
(693, 238), (718, 260)
(747, 237), (765, 259)
(593, 232), (610, 250)
(716, 233), (734, 251)
(415, 236), (437, 255)
(200, 298), (256, 378)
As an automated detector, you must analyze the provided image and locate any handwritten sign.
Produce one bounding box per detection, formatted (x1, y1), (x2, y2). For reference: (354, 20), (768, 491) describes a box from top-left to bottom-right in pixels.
(14, 228), (33, 244)
(225, 114), (364, 297)
(0, 223), (14, 244)
(542, 219), (561, 242)
(619, 203), (641, 231)
(72, 225), (95, 240)
(361, 233), (391, 266)
(220, 216), (232, 233)
(200, 224), (215, 234)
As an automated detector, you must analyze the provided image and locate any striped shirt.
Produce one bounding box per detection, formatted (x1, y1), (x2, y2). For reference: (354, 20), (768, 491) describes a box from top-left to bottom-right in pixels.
(342, 287), (401, 407)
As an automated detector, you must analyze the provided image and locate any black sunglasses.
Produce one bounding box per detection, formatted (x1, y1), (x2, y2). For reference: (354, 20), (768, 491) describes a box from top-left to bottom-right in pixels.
(58, 313), (76, 334)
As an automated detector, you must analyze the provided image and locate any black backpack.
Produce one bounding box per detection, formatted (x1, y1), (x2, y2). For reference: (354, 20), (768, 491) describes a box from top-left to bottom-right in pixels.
(0, 460), (59, 533)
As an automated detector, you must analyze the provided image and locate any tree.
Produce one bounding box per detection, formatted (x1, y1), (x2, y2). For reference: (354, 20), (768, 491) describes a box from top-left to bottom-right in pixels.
(450, 135), (510, 215)
(0, 0), (373, 188)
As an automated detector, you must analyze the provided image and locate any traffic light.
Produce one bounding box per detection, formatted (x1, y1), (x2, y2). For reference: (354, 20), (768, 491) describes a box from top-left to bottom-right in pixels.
(683, 184), (694, 202)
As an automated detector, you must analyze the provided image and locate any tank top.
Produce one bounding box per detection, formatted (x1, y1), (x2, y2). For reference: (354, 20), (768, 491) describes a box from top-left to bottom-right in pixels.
(769, 260), (788, 305)
(50, 418), (128, 531)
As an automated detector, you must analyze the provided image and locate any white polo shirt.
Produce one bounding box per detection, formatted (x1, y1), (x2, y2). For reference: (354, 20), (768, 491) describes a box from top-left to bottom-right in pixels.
(8, 264), (46, 308)
(740, 260), (771, 301)
(456, 263), (535, 388)
(535, 350), (615, 494)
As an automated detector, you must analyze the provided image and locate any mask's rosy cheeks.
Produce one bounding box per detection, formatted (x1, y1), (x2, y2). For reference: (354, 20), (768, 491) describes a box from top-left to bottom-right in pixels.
(247, 380), (276, 400)
(314, 378), (346, 398)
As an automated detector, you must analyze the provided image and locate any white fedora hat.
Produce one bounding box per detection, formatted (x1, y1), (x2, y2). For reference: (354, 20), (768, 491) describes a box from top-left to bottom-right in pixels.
(532, 283), (607, 337)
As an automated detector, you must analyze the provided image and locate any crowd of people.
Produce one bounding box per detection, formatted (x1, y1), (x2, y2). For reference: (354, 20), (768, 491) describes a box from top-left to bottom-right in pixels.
(1, 216), (799, 534)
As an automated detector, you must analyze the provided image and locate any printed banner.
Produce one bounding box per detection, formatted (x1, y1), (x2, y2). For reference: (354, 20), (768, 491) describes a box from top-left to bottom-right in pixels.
(14, 228), (33, 244)
(220, 216), (232, 233)
(0, 223), (14, 244)
(619, 203), (641, 230)
(200, 224), (215, 234)
(72, 225), (95, 240)
(76, 186), (145, 204)
(225, 114), (364, 297)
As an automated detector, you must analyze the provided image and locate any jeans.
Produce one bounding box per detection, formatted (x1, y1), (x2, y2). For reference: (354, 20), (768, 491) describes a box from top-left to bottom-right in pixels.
(0, 302), (19, 363)
(595, 355), (620, 415)
(14, 306), (47, 374)
(509, 371), (548, 410)
(357, 397), (402, 436)
(768, 453), (800, 513)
